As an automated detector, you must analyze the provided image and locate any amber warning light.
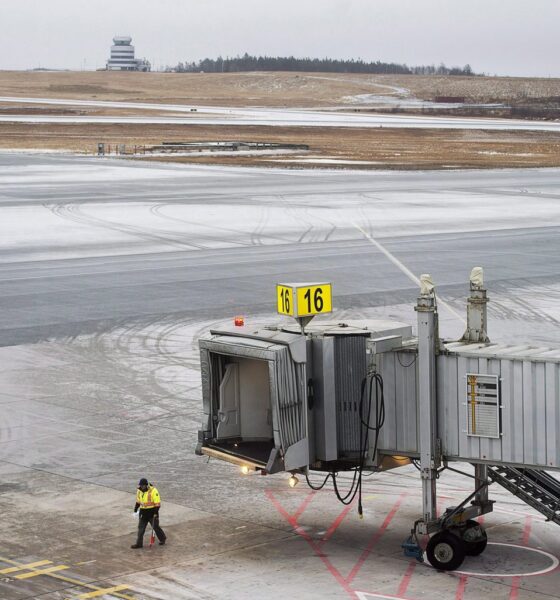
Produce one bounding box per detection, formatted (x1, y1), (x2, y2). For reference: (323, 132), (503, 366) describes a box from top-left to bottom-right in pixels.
(234, 316), (245, 327)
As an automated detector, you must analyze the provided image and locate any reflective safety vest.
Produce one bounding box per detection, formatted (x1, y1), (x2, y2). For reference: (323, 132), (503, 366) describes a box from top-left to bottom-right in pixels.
(136, 485), (161, 509)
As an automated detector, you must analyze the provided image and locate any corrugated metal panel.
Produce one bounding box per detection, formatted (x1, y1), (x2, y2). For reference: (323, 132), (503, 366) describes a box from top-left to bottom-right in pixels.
(376, 351), (419, 455)
(438, 354), (459, 457)
(382, 351), (397, 451)
(444, 341), (560, 363)
(334, 335), (367, 455)
(504, 358), (524, 464)
(545, 363), (560, 467)
(438, 352), (560, 469)
(395, 352), (418, 453)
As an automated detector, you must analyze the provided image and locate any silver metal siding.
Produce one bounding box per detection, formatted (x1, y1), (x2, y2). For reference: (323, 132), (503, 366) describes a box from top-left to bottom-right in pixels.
(503, 358), (525, 464)
(395, 352), (418, 453)
(535, 362), (547, 466)
(438, 351), (560, 469)
(377, 352), (419, 454)
(545, 363), (560, 467)
(480, 358), (502, 463)
(522, 361), (536, 464)
(438, 354), (459, 457)
(382, 351), (397, 451)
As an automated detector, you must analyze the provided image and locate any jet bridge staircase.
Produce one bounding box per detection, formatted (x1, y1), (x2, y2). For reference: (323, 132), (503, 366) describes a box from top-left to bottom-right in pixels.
(488, 465), (560, 525)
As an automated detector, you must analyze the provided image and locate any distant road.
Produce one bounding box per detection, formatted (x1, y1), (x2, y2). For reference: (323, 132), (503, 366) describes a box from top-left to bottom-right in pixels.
(1, 96), (560, 132)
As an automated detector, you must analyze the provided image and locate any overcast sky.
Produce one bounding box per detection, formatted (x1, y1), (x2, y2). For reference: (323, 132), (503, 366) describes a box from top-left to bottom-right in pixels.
(0, 0), (559, 77)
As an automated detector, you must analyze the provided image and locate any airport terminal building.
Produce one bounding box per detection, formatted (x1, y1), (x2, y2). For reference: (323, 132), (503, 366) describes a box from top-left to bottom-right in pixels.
(106, 36), (150, 71)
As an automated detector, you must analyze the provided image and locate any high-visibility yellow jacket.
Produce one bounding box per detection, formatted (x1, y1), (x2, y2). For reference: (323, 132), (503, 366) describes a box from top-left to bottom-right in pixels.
(136, 485), (161, 510)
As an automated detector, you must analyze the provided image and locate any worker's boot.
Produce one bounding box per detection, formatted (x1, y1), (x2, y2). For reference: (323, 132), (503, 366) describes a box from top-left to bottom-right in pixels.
(130, 543), (143, 549)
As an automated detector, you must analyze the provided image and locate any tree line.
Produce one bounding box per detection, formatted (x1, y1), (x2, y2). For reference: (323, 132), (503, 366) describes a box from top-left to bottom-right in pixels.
(168, 53), (475, 76)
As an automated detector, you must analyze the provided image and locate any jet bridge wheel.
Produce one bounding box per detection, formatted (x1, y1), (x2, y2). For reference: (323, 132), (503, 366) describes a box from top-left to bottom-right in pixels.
(461, 520), (488, 556)
(426, 531), (466, 571)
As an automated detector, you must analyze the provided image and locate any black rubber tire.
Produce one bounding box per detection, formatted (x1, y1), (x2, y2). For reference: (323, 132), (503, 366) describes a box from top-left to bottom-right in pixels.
(462, 519), (488, 556)
(426, 531), (466, 571)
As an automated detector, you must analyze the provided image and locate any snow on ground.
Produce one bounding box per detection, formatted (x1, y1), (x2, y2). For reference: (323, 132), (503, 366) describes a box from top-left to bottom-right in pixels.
(2, 158), (560, 265)
(0, 96), (558, 132)
(269, 157), (383, 165)
(341, 93), (505, 109)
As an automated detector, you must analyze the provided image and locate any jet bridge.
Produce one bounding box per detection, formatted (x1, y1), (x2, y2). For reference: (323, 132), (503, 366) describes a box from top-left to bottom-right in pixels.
(196, 269), (560, 571)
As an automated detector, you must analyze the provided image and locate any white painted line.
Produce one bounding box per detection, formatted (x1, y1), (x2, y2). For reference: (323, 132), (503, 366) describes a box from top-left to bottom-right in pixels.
(423, 542), (559, 578)
(355, 592), (409, 600)
(353, 222), (467, 325)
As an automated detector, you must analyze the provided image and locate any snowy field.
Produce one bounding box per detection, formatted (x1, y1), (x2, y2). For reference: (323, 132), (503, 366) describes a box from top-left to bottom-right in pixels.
(1, 95), (560, 132)
(1, 155), (560, 344)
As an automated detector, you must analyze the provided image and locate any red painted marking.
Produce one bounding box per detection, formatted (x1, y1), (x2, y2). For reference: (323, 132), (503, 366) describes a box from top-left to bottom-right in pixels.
(509, 516), (533, 600)
(320, 501), (355, 545)
(346, 493), (406, 584)
(266, 489), (418, 599)
(293, 491), (316, 522)
(266, 489), (297, 525)
(455, 574), (468, 600)
(521, 515), (532, 545)
(266, 490), (356, 598)
(509, 576), (520, 600)
(397, 561), (416, 596)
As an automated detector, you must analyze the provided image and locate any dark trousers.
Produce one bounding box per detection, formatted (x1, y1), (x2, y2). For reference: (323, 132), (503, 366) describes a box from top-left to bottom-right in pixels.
(136, 510), (166, 547)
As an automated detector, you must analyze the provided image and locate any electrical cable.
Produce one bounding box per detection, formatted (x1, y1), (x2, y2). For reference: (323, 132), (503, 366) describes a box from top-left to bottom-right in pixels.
(397, 353), (417, 368)
(305, 470), (331, 491)
(331, 467), (360, 504)
(304, 371), (386, 518)
(357, 371), (385, 517)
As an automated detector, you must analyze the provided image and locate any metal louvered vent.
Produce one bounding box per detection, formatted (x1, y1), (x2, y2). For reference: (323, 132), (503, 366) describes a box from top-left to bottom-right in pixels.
(466, 373), (500, 438)
(334, 335), (368, 456)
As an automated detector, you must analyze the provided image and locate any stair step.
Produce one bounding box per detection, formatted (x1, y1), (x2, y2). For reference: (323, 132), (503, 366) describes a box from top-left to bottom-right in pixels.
(488, 465), (560, 526)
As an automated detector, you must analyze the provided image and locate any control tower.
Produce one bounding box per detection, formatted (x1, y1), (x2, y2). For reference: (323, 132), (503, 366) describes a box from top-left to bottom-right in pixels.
(106, 36), (150, 71)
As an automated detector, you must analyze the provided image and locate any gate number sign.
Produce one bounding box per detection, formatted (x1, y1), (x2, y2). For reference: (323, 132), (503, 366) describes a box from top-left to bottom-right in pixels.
(277, 283), (333, 317)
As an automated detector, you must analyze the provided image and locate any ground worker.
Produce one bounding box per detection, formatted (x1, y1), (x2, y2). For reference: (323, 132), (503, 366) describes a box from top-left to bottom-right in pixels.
(131, 478), (167, 549)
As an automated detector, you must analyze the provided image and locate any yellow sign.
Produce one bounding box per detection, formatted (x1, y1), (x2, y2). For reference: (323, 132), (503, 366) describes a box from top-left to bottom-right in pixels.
(277, 285), (294, 316)
(277, 283), (332, 318)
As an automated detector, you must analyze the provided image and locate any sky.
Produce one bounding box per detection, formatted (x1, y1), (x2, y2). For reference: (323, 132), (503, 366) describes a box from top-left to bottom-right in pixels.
(0, 0), (559, 77)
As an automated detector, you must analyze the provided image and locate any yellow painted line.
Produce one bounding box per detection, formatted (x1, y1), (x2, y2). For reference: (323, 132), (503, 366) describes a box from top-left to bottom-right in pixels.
(15, 564), (70, 579)
(0, 556), (135, 600)
(78, 584), (130, 598)
(0, 559), (52, 574)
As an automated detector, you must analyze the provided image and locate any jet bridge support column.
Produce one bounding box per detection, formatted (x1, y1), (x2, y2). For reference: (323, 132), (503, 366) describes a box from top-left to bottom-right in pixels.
(474, 464), (489, 505)
(415, 275), (440, 532)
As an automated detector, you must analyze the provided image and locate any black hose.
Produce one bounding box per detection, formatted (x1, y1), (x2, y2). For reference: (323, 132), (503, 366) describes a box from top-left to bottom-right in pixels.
(304, 371), (386, 517)
(305, 471), (331, 491)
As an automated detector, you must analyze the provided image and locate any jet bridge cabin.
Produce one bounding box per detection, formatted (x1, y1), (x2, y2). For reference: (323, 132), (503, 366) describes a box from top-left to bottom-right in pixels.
(197, 321), (412, 474)
(198, 328), (309, 473)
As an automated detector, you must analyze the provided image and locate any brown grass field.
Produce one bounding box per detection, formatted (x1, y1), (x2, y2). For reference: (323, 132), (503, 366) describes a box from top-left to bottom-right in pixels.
(1, 71), (560, 169)
(2, 70), (560, 106)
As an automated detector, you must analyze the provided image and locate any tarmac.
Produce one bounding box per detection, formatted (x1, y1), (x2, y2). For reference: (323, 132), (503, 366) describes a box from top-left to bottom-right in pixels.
(1, 154), (560, 599)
